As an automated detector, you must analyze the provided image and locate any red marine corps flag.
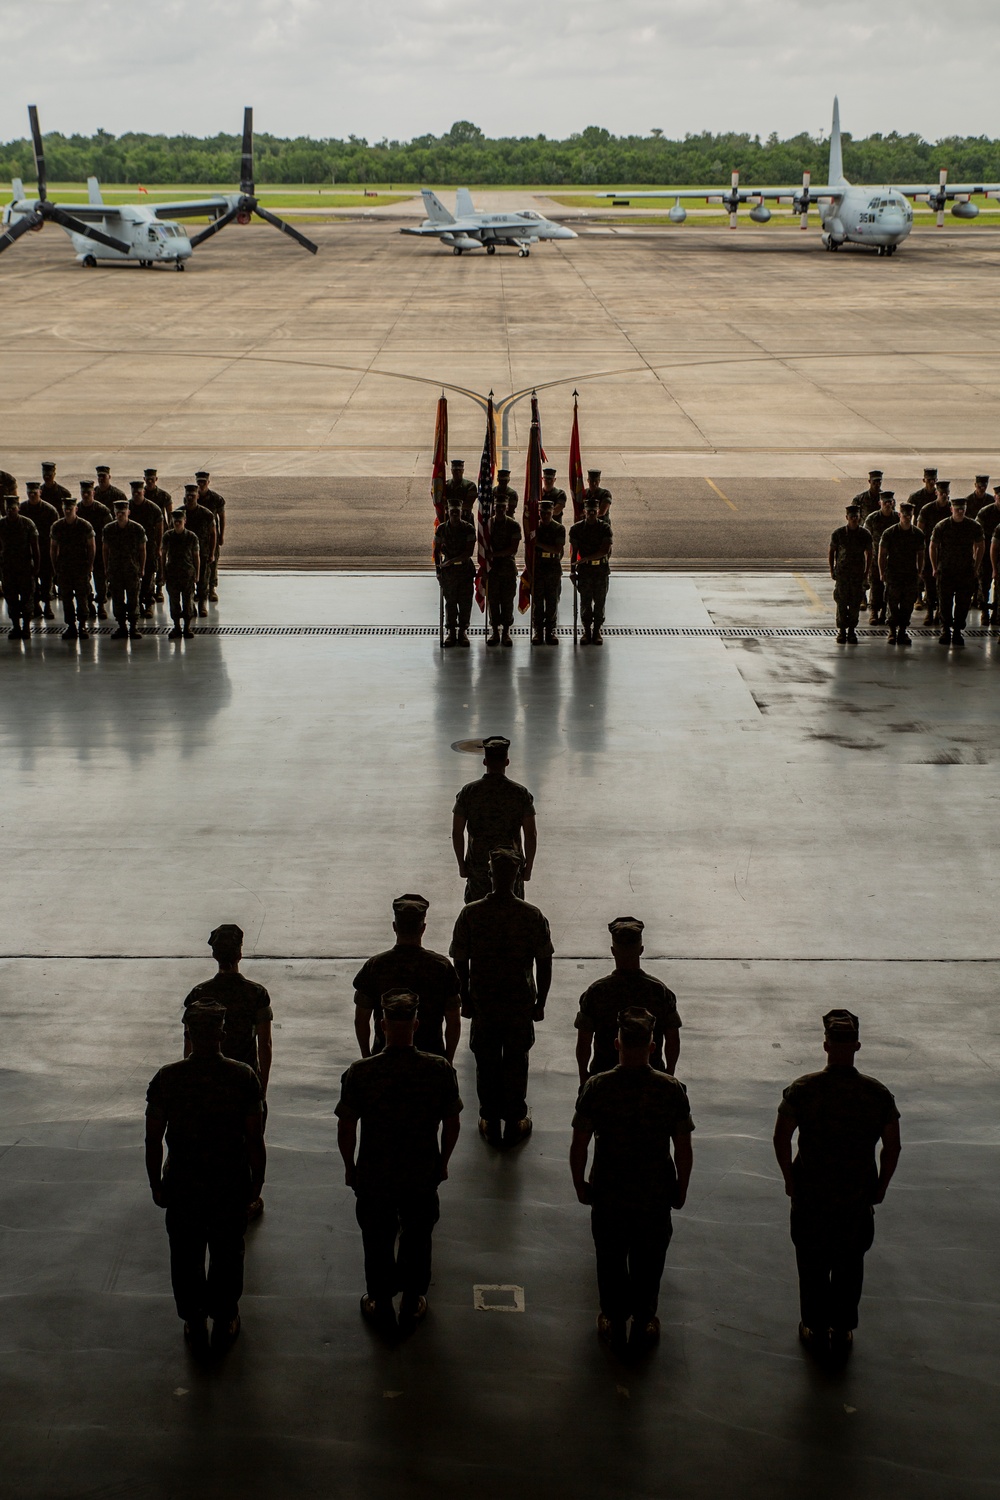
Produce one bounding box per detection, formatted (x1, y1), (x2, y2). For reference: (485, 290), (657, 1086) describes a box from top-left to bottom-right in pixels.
(474, 394), (497, 613)
(431, 393), (448, 527)
(568, 390), (585, 523)
(518, 393), (543, 614)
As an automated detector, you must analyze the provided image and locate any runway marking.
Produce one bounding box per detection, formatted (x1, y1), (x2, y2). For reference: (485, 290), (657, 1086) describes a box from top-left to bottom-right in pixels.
(474, 1285), (525, 1312)
(793, 572), (825, 611)
(705, 478), (737, 512)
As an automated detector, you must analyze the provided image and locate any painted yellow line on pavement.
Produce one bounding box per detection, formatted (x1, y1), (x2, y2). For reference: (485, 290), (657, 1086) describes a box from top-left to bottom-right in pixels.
(705, 477), (737, 512)
(793, 572), (825, 611)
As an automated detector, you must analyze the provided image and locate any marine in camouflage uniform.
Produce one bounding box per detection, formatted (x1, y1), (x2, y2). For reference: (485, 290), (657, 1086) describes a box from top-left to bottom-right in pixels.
(917, 481), (953, 625)
(828, 504), (872, 643)
(542, 466), (568, 523)
(162, 510), (200, 637)
(22, 483), (59, 619)
(963, 474), (990, 520)
(0, 468), (18, 502)
(570, 497), (613, 644)
(0, 495), (40, 640)
(877, 503), (924, 644)
(773, 1009), (900, 1358)
(492, 470), (518, 517)
(450, 846), (553, 1146)
(353, 894), (462, 1061)
(39, 462), (72, 515)
(583, 468), (613, 518)
(145, 1000), (265, 1353)
(184, 923), (273, 1220)
(977, 486), (1000, 625)
(336, 990), (462, 1328)
(452, 734), (537, 902)
(929, 499), (985, 646)
(571, 1006), (694, 1356)
(486, 507), (521, 645)
(862, 491), (899, 625)
(144, 469), (173, 600)
(575, 918), (681, 1085)
(196, 472), (225, 600)
(442, 460), (478, 520)
(180, 485), (217, 614)
(851, 469), (883, 524)
(50, 500), (96, 639)
(127, 480), (164, 616)
(434, 500), (476, 647)
(77, 481), (113, 619)
(102, 499), (147, 639)
(531, 497), (565, 644)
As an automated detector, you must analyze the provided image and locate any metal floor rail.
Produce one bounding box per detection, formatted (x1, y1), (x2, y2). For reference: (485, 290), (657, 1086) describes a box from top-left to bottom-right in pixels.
(16, 624), (1000, 640)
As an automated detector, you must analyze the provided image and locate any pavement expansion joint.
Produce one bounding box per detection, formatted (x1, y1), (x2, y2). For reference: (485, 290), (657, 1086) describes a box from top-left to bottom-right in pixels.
(19, 624), (1000, 639)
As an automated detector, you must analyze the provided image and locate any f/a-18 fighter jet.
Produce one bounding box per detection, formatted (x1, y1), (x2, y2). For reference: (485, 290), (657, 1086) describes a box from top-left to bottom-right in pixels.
(401, 189), (577, 256)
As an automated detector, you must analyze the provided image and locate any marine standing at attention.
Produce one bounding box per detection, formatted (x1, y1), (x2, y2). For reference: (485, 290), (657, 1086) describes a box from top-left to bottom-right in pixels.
(929, 496), (984, 648)
(976, 484), (1000, 626)
(144, 468), (173, 601)
(39, 460), (72, 515)
(492, 468), (518, 517)
(50, 496), (96, 641)
(531, 496), (565, 645)
(21, 482), (59, 620)
(570, 493), (613, 645)
(183, 924), (273, 1221)
(161, 507), (200, 638)
(541, 465), (568, 523)
(575, 918), (681, 1086)
(443, 459), (478, 520)
(195, 471), (225, 601)
(571, 1006), (694, 1358)
(77, 480), (112, 621)
(336, 989), (462, 1334)
(852, 468), (883, 522)
(146, 1001), (265, 1355)
(583, 467), (613, 518)
(828, 503), (872, 644)
(772, 1009), (900, 1360)
(486, 499), (521, 647)
(181, 484), (217, 615)
(452, 734), (537, 903)
(102, 497), (147, 640)
(877, 501), (924, 646)
(917, 479), (953, 626)
(94, 464), (129, 512)
(434, 498), (475, 648)
(128, 478), (164, 619)
(862, 489), (899, 626)
(450, 846), (553, 1148)
(0, 493), (40, 641)
(353, 894), (462, 1062)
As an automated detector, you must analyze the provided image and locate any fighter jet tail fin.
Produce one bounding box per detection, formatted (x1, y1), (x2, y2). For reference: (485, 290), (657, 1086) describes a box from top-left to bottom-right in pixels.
(421, 189), (455, 224)
(828, 97), (847, 187)
(87, 176), (104, 206)
(455, 188), (475, 217)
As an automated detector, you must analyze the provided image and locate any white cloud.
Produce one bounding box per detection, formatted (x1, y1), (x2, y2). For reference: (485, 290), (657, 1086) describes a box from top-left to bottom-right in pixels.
(1, 0), (1000, 144)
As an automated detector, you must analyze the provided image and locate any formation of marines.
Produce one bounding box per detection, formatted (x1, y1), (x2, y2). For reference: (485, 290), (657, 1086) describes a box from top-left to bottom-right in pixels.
(831, 467), (1000, 646)
(0, 462), (225, 641)
(145, 737), (900, 1366)
(434, 459), (614, 646)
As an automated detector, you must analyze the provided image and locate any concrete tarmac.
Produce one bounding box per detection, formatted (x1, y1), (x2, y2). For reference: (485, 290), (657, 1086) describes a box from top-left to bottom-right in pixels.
(1, 572), (998, 1500)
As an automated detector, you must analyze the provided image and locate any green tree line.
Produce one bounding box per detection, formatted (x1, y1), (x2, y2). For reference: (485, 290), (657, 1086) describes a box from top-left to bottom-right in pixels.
(3, 118), (1000, 187)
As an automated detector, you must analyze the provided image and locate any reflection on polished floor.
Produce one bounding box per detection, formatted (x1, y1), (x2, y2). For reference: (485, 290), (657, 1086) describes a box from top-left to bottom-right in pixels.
(1, 572), (997, 1500)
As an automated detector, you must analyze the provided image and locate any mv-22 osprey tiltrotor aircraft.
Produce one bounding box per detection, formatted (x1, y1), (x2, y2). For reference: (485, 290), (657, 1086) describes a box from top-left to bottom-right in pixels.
(402, 189), (577, 255)
(0, 107), (318, 268)
(599, 98), (1000, 256)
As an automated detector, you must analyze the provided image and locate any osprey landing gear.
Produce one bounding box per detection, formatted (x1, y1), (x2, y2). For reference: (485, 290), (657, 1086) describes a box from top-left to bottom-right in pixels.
(82, 254), (97, 268)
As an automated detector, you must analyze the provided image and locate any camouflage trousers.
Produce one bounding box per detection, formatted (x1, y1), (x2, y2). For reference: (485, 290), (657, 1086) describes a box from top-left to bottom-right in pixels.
(108, 571), (141, 627)
(487, 560), (517, 631)
(439, 566), (474, 633)
(164, 1187), (249, 1323)
(790, 1202), (875, 1333)
(57, 570), (92, 628)
(531, 566), (561, 636)
(885, 579), (920, 632)
(166, 577), (196, 623)
(591, 1198), (673, 1325)
(576, 566), (609, 631)
(833, 580), (865, 630)
(355, 1187), (440, 1302)
(469, 1016), (534, 1122)
(2, 571), (34, 625)
(938, 571), (976, 633)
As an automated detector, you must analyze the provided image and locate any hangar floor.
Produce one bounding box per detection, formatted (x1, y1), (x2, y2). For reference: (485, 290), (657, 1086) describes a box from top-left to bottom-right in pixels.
(1, 572), (997, 1500)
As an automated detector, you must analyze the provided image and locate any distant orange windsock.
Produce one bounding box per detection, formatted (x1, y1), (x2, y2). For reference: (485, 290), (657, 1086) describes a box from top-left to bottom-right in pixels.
(137, 184), (149, 195)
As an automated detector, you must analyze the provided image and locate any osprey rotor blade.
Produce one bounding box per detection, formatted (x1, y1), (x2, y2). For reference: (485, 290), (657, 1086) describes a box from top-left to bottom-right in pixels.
(28, 105), (46, 201)
(188, 206), (241, 248)
(254, 204), (319, 254)
(46, 206), (131, 253)
(241, 107), (254, 196)
(0, 210), (44, 254)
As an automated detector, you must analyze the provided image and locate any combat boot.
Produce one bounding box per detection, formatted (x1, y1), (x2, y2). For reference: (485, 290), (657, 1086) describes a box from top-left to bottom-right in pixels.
(580, 629), (593, 645)
(61, 625), (77, 640)
(592, 627), (604, 645)
(442, 630), (457, 649)
(952, 630), (965, 648)
(458, 629), (470, 648)
(43, 604), (54, 619)
(129, 624), (143, 640)
(500, 628), (513, 648)
(33, 601), (42, 617)
(938, 629), (951, 645)
(110, 625), (129, 641)
(141, 603), (154, 619)
(887, 628), (897, 644)
(77, 626), (90, 641)
(182, 622), (195, 639)
(155, 587), (165, 602)
(168, 624), (183, 640)
(531, 632), (544, 645)
(545, 631), (559, 646)
(846, 628), (859, 645)
(209, 588), (219, 603)
(8, 625), (21, 641)
(20, 617), (30, 640)
(487, 628), (500, 647)
(198, 602), (208, 617)
(835, 630), (847, 643)
(97, 603), (108, 620)
(899, 630), (912, 646)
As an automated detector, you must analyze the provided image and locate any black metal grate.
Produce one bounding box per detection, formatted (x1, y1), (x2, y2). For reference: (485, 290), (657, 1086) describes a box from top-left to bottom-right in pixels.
(20, 624), (999, 639)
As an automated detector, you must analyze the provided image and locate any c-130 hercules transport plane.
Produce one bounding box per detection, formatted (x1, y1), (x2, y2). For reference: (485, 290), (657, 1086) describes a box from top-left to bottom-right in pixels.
(402, 189), (577, 255)
(599, 98), (1000, 255)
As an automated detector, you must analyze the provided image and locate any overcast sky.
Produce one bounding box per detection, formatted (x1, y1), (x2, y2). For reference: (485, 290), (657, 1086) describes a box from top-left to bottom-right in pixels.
(3, 0), (1000, 145)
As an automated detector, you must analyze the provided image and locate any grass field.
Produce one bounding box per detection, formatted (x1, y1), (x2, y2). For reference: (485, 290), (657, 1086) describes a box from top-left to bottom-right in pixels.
(12, 185), (413, 210)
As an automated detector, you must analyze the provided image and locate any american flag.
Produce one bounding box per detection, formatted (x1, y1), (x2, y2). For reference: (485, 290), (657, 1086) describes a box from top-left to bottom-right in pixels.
(474, 395), (497, 613)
